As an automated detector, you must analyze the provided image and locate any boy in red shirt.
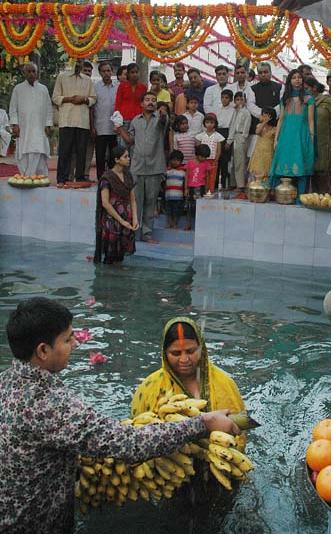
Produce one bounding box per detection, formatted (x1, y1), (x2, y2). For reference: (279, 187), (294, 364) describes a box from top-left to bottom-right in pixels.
(185, 144), (211, 230)
(115, 63), (147, 124)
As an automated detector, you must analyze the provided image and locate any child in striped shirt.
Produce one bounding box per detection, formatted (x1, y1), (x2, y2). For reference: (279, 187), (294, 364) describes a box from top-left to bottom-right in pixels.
(165, 150), (186, 229)
(172, 115), (196, 164)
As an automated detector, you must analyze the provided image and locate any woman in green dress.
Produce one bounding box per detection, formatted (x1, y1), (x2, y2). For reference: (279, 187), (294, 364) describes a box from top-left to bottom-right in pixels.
(305, 76), (331, 194)
(269, 69), (315, 201)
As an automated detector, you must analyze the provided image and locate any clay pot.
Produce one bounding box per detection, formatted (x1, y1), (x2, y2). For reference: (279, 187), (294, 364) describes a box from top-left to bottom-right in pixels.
(275, 177), (297, 205)
(247, 180), (270, 203)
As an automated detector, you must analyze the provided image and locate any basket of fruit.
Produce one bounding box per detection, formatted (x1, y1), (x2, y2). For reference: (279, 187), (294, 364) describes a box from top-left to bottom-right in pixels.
(305, 418), (331, 510)
(8, 174), (50, 188)
(300, 193), (331, 211)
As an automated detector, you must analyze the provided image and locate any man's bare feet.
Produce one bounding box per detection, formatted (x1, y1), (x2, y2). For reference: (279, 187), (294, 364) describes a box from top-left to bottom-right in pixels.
(143, 237), (159, 244)
(184, 225), (192, 231)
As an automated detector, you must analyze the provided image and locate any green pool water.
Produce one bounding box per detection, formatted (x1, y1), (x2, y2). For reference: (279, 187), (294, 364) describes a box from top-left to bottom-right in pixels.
(0, 236), (330, 534)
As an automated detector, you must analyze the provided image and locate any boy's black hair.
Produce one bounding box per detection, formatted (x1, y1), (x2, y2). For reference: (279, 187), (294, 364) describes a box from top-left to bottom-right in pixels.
(234, 91), (246, 101)
(127, 62), (139, 73)
(173, 114), (188, 132)
(169, 150), (184, 163)
(6, 298), (73, 362)
(221, 89), (233, 100)
(195, 144), (211, 158)
(186, 95), (199, 103)
(149, 70), (161, 82)
(261, 107), (277, 126)
(215, 64), (229, 74)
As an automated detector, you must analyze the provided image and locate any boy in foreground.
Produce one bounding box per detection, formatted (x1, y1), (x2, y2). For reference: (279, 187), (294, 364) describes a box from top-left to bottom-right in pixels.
(0, 298), (239, 533)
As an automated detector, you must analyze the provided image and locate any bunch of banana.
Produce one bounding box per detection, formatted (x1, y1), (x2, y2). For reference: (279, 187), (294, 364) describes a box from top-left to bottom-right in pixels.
(300, 193), (331, 209)
(157, 392), (208, 419)
(206, 431), (254, 490)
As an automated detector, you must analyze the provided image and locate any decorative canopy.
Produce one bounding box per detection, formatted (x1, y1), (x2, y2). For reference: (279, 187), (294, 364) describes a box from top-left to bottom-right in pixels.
(0, 3), (330, 63)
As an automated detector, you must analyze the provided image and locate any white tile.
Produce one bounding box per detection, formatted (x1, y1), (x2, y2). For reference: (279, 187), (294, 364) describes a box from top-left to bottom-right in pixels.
(0, 183), (22, 219)
(45, 188), (71, 227)
(21, 219), (47, 240)
(21, 188), (47, 224)
(283, 245), (314, 266)
(44, 223), (70, 242)
(0, 216), (22, 236)
(314, 211), (331, 249)
(224, 202), (255, 242)
(223, 240), (253, 259)
(313, 247), (331, 268)
(70, 224), (95, 245)
(253, 242), (283, 263)
(254, 203), (285, 244)
(194, 234), (220, 257)
(70, 189), (96, 219)
(284, 206), (316, 246)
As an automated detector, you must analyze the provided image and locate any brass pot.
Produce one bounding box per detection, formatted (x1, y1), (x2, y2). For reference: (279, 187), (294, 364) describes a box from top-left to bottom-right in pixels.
(247, 180), (270, 203)
(275, 177), (297, 205)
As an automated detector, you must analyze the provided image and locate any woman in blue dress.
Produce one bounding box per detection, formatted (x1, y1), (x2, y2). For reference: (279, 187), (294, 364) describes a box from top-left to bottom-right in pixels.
(269, 69), (315, 201)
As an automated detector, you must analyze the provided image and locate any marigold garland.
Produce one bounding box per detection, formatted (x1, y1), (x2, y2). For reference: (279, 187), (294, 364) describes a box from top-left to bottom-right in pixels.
(0, 3), (330, 62)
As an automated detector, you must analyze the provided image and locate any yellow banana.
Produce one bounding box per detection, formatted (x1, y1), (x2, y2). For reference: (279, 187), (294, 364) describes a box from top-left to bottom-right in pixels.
(94, 463), (103, 474)
(229, 411), (260, 430)
(133, 413), (160, 425)
(128, 488), (138, 501)
(80, 456), (94, 466)
(230, 464), (246, 479)
(158, 403), (182, 418)
(169, 393), (188, 403)
(170, 475), (183, 487)
(154, 474), (165, 486)
(104, 457), (114, 465)
(142, 461), (155, 479)
(209, 463), (232, 490)
(164, 413), (188, 423)
(97, 484), (106, 494)
(79, 474), (90, 490)
(120, 418), (133, 426)
(155, 464), (172, 480)
(106, 486), (116, 497)
(115, 493), (126, 506)
(208, 443), (233, 462)
(151, 489), (162, 500)
(182, 405), (201, 417)
(115, 462), (126, 476)
(102, 465), (113, 477)
(100, 475), (109, 487)
(185, 399), (207, 410)
(121, 473), (131, 486)
(207, 452), (232, 473)
(133, 464), (145, 480)
(155, 457), (176, 474)
(110, 474), (121, 486)
(182, 463), (196, 476)
(139, 487), (150, 501)
(180, 444), (192, 455)
(91, 497), (101, 508)
(88, 484), (97, 496)
(156, 390), (173, 408)
(229, 448), (254, 472)
(162, 488), (173, 499)
(141, 478), (157, 491)
(188, 443), (203, 455)
(82, 465), (95, 478)
(118, 484), (128, 497)
(168, 451), (193, 466)
(210, 431), (236, 448)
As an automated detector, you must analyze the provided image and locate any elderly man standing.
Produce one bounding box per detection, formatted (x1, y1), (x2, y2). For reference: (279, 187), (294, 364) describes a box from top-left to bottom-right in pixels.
(9, 63), (53, 177)
(203, 65), (230, 115)
(52, 59), (96, 186)
(226, 64), (258, 110)
(92, 61), (118, 179)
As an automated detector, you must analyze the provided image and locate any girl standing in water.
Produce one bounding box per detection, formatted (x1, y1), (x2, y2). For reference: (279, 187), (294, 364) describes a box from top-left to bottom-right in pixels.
(94, 146), (138, 264)
(269, 69), (315, 201)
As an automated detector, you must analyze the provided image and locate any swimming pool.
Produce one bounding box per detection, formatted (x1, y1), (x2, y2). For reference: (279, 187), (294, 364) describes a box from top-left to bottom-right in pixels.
(0, 236), (330, 534)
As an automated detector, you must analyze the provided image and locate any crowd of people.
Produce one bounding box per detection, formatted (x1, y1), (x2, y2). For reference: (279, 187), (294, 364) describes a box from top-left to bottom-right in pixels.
(1, 57), (331, 264)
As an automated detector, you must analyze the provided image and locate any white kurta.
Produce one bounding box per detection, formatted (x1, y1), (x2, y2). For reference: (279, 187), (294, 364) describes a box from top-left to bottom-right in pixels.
(9, 81), (53, 166)
(0, 109), (11, 157)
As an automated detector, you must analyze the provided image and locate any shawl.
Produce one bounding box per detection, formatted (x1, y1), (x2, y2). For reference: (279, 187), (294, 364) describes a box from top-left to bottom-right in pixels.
(94, 169), (134, 263)
(131, 316), (245, 417)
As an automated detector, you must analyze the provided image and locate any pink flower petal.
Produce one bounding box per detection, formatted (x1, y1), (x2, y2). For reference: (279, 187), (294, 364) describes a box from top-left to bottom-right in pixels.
(74, 329), (93, 343)
(85, 297), (96, 306)
(89, 351), (108, 365)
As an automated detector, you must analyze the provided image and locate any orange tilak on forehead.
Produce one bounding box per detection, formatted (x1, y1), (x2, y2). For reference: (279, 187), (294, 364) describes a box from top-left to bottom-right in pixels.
(177, 323), (185, 349)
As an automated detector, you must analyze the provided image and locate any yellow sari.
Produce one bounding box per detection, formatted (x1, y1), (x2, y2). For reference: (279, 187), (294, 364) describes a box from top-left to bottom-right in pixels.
(131, 317), (245, 417)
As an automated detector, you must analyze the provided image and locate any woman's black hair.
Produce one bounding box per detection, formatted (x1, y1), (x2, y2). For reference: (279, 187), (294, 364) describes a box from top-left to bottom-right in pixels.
(195, 144), (211, 158)
(173, 114), (188, 132)
(163, 322), (199, 351)
(282, 69), (305, 107)
(6, 298), (73, 361)
(110, 146), (128, 167)
(116, 65), (127, 79)
(261, 106), (277, 126)
(127, 62), (139, 73)
(304, 76), (325, 94)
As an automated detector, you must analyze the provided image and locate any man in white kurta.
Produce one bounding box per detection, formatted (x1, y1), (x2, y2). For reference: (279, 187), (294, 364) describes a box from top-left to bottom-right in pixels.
(9, 62), (53, 176)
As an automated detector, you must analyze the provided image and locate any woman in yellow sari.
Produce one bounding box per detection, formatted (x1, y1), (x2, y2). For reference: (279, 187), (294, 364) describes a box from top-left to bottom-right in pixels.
(132, 317), (245, 417)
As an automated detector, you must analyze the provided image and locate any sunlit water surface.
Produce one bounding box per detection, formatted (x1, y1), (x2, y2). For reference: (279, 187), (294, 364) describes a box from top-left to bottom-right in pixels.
(0, 236), (330, 534)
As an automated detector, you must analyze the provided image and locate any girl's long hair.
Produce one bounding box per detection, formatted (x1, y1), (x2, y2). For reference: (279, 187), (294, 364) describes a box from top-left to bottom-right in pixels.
(282, 69), (305, 107)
